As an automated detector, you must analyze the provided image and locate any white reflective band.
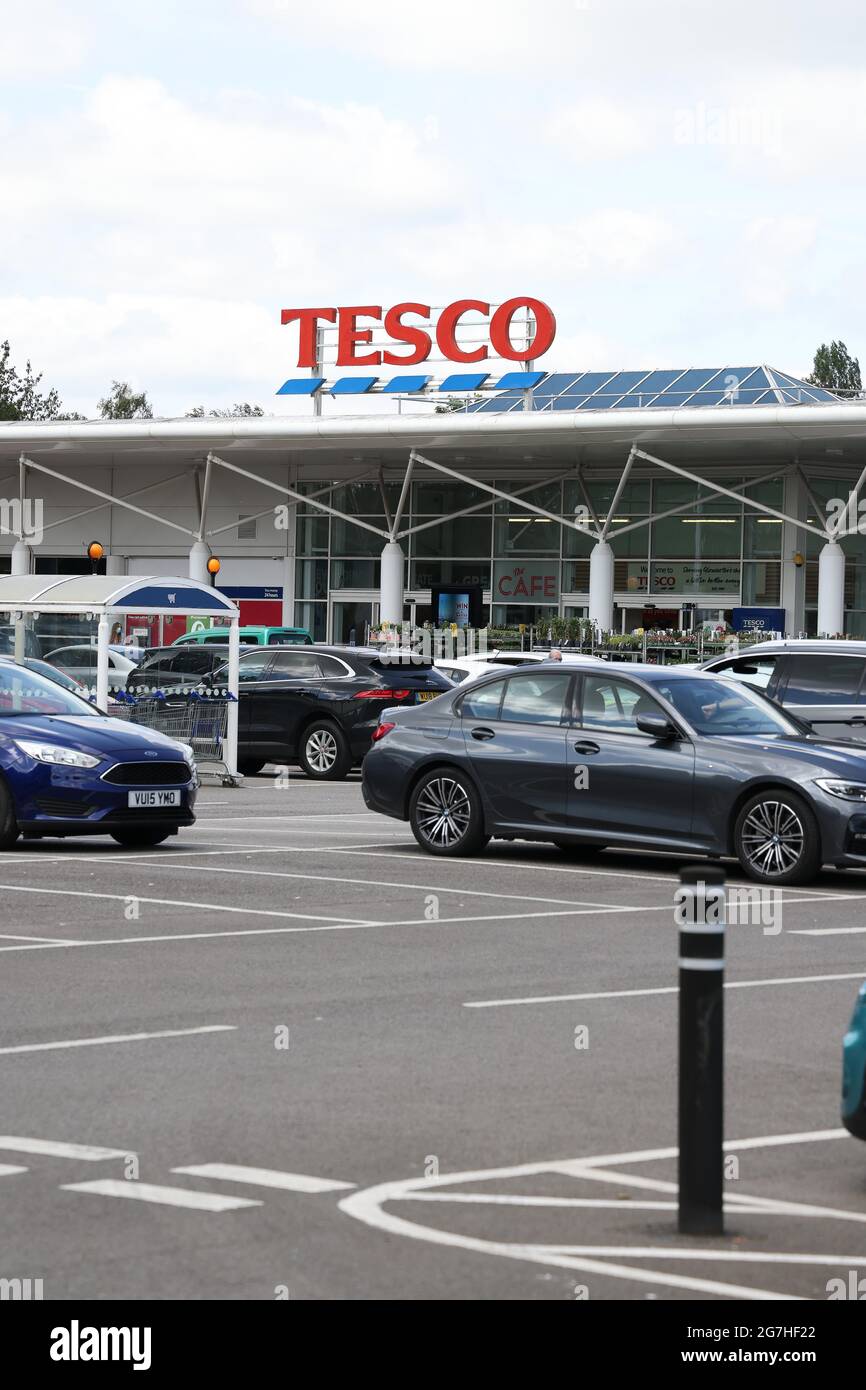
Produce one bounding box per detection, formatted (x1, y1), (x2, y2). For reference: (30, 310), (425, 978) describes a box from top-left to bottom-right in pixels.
(678, 922), (727, 934)
(679, 958), (725, 970)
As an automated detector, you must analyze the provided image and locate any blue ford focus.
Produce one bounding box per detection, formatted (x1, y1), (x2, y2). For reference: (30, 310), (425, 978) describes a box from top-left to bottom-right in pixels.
(0, 660), (196, 849)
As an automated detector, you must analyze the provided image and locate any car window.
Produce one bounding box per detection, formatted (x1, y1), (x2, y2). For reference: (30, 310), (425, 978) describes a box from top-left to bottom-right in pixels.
(165, 650), (222, 677)
(489, 655), (540, 666)
(581, 675), (666, 734)
(438, 665), (465, 682)
(460, 678), (507, 721)
(500, 671), (571, 725)
(655, 675), (801, 735)
(267, 651), (322, 677)
(712, 655), (779, 690)
(781, 654), (866, 705)
(317, 655), (349, 677)
(50, 648), (95, 672)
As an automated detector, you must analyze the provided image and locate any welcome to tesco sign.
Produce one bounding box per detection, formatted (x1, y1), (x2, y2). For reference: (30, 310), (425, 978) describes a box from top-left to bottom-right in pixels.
(281, 298), (556, 368)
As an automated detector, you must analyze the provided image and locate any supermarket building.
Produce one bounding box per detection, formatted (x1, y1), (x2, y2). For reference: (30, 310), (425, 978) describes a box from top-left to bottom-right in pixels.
(1, 364), (865, 645)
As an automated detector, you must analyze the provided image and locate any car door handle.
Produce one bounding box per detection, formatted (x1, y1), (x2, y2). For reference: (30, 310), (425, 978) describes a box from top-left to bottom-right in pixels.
(471, 726), (496, 741)
(573, 740), (600, 754)
(849, 716), (866, 726)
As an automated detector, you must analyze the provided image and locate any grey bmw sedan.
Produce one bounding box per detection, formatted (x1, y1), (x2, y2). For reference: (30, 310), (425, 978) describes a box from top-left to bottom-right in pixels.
(361, 661), (866, 884)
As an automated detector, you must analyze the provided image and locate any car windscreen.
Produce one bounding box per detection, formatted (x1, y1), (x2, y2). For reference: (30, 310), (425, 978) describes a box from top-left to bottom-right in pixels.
(0, 663), (99, 717)
(652, 676), (803, 737)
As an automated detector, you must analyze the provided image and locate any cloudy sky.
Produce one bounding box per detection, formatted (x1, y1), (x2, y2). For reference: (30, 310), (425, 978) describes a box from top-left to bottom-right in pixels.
(2, 0), (865, 417)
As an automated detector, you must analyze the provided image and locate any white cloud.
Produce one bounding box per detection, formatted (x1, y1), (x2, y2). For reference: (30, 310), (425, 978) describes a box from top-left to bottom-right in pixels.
(0, 2), (89, 78)
(247, 0), (591, 72)
(739, 216), (818, 311)
(396, 210), (677, 283)
(545, 101), (651, 162)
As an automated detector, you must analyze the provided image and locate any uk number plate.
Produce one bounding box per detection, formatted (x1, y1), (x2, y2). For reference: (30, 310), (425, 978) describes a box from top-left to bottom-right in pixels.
(127, 790), (181, 808)
(415, 691), (438, 702)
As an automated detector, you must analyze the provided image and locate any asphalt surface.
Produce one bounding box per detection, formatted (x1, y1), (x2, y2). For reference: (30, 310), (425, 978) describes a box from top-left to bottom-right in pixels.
(1, 769), (865, 1301)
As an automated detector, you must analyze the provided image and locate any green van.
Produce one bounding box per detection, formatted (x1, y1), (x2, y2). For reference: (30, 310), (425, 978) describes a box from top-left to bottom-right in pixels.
(171, 625), (312, 647)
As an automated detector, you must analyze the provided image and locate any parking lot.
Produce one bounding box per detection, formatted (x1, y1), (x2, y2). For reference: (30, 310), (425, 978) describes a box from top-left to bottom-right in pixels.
(2, 770), (865, 1301)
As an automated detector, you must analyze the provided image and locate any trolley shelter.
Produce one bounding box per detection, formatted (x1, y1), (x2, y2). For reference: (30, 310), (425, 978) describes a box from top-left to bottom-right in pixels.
(0, 575), (241, 777)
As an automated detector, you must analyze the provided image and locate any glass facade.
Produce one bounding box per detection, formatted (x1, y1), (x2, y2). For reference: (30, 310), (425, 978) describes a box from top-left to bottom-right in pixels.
(294, 474), (795, 638)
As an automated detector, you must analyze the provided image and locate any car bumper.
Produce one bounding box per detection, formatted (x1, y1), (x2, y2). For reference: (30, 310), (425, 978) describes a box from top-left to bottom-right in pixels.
(842, 991), (866, 1140)
(11, 761), (197, 837)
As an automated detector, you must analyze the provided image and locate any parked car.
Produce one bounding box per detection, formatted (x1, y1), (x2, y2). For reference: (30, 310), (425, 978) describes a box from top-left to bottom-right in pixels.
(435, 651), (604, 683)
(42, 644), (138, 691)
(15, 657), (91, 698)
(842, 981), (866, 1140)
(127, 643), (453, 779)
(362, 659), (866, 883)
(700, 640), (866, 744)
(0, 661), (196, 849)
(170, 625), (313, 647)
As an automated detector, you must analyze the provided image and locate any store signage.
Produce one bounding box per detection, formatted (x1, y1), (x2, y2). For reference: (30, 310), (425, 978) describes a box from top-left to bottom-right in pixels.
(732, 606), (785, 633)
(494, 561), (559, 602)
(625, 562), (740, 595)
(280, 298), (556, 368)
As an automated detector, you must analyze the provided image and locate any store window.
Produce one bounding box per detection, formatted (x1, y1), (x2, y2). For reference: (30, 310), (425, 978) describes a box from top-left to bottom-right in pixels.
(413, 514), (492, 559)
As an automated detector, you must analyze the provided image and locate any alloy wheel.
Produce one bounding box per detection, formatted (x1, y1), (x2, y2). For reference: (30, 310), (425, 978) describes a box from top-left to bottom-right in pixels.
(740, 798), (805, 877)
(414, 776), (472, 849)
(306, 728), (338, 773)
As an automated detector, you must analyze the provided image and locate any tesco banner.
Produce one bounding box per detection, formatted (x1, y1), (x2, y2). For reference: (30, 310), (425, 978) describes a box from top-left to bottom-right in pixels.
(280, 298), (556, 368)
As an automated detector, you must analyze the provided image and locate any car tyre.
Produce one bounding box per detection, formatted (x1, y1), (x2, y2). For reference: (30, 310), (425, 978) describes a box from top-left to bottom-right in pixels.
(299, 721), (352, 780)
(409, 768), (489, 857)
(0, 776), (20, 850)
(110, 828), (173, 848)
(734, 788), (821, 885)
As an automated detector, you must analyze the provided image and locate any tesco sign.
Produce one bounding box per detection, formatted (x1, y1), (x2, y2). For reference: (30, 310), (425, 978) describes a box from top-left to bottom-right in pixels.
(280, 298), (556, 368)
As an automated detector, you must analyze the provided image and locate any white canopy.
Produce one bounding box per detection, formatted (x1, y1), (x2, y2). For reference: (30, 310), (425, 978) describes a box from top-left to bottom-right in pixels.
(0, 574), (240, 778)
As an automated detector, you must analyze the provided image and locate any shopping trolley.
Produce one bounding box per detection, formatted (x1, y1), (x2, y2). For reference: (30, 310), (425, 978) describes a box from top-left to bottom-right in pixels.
(112, 687), (240, 785)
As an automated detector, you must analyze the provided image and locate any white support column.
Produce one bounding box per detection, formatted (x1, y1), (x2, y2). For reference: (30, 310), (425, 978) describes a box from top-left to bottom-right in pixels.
(105, 553), (126, 577)
(817, 540), (845, 636)
(379, 541), (405, 626)
(10, 541), (31, 575)
(189, 540), (211, 583)
(225, 617), (240, 779)
(780, 471), (806, 636)
(589, 540), (615, 632)
(96, 616), (110, 712)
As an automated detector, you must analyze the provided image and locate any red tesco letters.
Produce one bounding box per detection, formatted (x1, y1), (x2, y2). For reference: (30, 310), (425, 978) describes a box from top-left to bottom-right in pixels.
(280, 299), (556, 368)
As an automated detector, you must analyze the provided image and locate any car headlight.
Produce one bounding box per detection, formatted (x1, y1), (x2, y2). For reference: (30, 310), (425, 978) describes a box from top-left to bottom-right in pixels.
(15, 740), (100, 769)
(815, 779), (866, 801)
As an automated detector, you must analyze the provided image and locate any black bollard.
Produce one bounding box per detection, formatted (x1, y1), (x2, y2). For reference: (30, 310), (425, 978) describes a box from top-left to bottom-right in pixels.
(676, 862), (725, 1235)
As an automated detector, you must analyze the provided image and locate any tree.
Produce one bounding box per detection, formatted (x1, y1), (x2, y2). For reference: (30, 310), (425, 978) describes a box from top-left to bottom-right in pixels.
(98, 381), (153, 419)
(806, 340), (862, 394)
(434, 395), (482, 414)
(0, 339), (64, 421)
(185, 403), (265, 418)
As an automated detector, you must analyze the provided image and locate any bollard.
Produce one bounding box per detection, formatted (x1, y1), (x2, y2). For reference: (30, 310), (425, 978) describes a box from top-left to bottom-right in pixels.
(675, 862), (725, 1235)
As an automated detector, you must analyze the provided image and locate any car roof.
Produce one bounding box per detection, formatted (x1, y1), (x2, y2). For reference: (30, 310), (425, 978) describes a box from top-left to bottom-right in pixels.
(706, 639), (866, 656)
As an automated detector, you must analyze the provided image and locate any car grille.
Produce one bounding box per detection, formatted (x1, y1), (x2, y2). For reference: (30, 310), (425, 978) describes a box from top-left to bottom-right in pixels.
(102, 762), (193, 786)
(34, 797), (98, 818)
(109, 807), (194, 823)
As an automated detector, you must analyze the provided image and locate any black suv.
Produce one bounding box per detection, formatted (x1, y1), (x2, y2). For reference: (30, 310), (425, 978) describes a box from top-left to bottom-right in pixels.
(125, 644), (452, 779)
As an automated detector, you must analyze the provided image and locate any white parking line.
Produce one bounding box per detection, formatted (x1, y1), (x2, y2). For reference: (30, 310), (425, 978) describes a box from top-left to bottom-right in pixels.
(0, 1165), (28, 1177)
(61, 1180), (261, 1212)
(171, 1163), (354, 1193)
(339, 1128), (851, 1301)
(464, 971), (866, 1008)
(0, 1025), (236, 1056)
(0, 1137), (128, 1160)
(0, 883), (375, 926)
(0, 904), (676, 954)
(791, 926), (866, 936)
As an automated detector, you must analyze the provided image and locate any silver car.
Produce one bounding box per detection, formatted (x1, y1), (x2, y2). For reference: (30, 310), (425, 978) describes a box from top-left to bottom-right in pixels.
(700, 640), (866, 744)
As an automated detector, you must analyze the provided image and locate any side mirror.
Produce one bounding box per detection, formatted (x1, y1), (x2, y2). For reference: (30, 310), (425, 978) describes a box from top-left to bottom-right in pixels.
(636, 713), (678, 739)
